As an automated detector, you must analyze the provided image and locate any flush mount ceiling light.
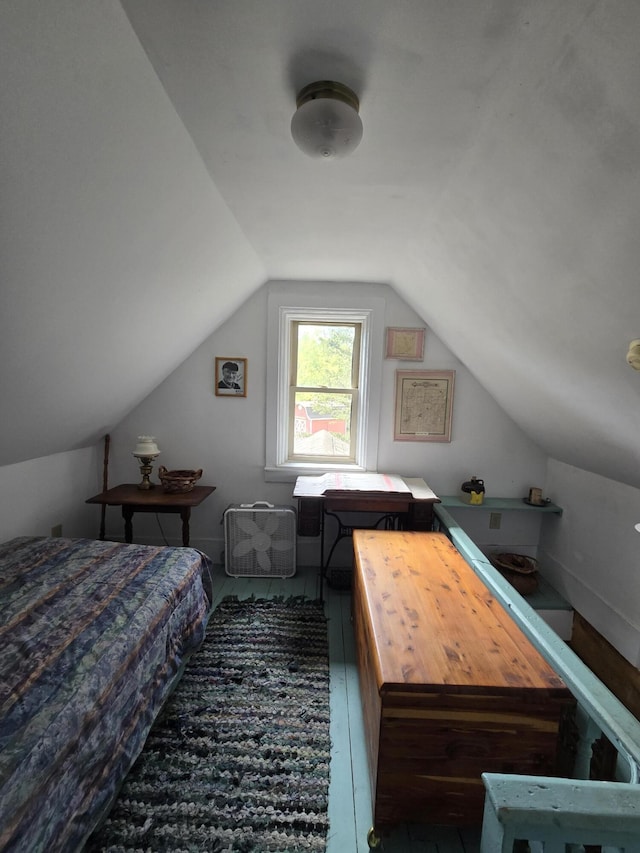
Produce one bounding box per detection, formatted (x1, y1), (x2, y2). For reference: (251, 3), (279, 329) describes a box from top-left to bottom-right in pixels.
(291, 80), (363, 159)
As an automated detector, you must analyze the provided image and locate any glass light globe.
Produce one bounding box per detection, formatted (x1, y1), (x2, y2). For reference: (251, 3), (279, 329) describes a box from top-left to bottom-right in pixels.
(291, 81), (363, 159)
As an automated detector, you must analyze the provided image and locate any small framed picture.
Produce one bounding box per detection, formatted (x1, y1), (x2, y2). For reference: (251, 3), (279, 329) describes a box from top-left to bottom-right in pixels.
(385, 327), (426, 360)
(215, 357), (247, 397)
(394, 369), (455, 442)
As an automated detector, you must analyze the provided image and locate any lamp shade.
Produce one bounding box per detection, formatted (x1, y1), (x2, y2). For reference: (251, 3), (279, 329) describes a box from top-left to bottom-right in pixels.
(133, 435), (160, 457)
(291, 81), (363, 159)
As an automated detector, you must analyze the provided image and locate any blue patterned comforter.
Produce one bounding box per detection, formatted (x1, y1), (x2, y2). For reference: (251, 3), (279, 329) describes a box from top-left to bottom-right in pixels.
(0, 536), (212, 853)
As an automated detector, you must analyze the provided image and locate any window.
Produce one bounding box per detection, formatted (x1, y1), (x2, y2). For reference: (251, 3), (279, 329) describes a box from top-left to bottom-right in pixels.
(265, 284), (384, 481)
(290, 321), (360, 463)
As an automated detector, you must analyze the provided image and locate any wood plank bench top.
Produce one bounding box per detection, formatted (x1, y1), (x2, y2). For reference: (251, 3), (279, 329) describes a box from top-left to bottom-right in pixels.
(481, 774), (640, 851)
(352, 529), (568, 696)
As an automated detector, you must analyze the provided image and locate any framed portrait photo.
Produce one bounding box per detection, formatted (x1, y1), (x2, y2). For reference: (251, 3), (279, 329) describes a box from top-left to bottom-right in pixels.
(215, 357), (247, 397)
(394, 369), (455, 442)
(385, 327), (426, 360)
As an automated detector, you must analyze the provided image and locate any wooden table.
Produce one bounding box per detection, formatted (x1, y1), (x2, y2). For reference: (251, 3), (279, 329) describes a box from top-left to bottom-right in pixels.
(86, 483), (215, 546)
(295, 476), (440, 595)
(352, 529), (574, 837)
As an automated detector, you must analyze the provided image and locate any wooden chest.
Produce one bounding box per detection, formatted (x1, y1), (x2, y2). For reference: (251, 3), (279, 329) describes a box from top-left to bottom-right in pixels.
(352, 530), (574, 831)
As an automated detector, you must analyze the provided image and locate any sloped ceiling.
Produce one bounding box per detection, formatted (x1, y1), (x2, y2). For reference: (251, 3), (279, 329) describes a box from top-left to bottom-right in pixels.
(0, 0), (265, 466)
(2, 1), (640, 488)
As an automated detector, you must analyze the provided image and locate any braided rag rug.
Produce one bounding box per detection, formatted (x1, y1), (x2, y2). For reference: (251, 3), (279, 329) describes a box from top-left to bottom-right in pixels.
(87, 596), (330, 853)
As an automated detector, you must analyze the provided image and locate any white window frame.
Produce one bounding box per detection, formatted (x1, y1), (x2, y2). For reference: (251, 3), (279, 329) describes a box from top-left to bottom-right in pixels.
(265, 283), (384, 482)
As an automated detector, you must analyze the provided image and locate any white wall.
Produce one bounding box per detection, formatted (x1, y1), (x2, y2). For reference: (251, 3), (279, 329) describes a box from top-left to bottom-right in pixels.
(5, 282), (638, 667)
(541, 460), (640, 667)
(0, 448), (101, 543)
(441, 505), (550, 558)
(105, 281), (549, 566)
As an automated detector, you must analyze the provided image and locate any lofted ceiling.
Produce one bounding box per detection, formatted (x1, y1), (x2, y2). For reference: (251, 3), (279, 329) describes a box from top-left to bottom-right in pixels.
(2, 1), (640, 487)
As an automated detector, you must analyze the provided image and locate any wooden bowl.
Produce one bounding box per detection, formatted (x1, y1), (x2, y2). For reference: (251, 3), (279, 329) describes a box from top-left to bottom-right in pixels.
(158, 466), (203, 493)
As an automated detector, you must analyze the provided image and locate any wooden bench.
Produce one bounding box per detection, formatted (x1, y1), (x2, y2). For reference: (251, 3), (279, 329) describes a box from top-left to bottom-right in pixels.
(351, 530), (574, 837)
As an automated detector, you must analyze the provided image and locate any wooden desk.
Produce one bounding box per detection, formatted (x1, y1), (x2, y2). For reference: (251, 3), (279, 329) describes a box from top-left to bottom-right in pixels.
(295, 477), (440, 595)
(86, 483), (215, 547)
(352, 529), (573, 835)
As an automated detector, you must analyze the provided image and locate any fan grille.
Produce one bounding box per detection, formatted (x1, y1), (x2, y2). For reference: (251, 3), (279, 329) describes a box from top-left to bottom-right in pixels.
(224, 505), (296, 578)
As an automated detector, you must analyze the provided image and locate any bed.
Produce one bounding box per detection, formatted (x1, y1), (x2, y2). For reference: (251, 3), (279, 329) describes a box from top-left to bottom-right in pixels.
(0, 535), (213, 853)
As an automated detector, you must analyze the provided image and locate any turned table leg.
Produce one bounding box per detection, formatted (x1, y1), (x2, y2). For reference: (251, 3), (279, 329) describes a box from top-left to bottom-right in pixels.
(122, 507), (134, 543)
(180, 508), (191, 547)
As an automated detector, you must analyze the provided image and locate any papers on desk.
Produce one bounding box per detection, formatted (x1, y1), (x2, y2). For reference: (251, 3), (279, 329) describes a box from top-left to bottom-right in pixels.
(402, 477), (440, 501)
(293, 472), (439, 501)
(293, 472), (406, 496)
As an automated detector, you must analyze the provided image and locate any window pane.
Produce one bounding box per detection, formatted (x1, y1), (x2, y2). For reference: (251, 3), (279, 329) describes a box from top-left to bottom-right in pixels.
(296, 324), (355, 388)
(293, 391), (352, 457)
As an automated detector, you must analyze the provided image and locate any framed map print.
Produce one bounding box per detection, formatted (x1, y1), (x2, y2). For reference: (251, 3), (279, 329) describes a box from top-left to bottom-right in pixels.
(394, 370), (455, 441)
(385, 327), (426, 360)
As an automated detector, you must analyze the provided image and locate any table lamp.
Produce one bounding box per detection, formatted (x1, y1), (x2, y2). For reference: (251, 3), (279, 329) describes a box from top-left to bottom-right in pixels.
(132, 436), (161, 490)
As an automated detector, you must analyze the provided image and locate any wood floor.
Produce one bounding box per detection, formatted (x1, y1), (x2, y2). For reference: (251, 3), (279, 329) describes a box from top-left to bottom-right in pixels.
(208, 563), (481, 853)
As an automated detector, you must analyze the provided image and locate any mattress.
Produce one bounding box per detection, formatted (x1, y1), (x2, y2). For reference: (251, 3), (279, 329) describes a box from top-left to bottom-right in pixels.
(0, 535), (212, 852)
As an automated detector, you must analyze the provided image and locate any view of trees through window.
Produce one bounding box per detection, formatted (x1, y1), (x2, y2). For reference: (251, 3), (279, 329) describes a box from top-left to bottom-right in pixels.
(292, 323), (358, 458)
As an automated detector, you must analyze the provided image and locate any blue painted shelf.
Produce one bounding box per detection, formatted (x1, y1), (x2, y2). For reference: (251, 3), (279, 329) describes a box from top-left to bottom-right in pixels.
(439, 496), (563, 515)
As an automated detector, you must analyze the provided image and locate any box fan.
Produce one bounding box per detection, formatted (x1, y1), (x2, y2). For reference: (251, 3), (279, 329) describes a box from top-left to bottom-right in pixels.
(223, 502), (296, 578)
